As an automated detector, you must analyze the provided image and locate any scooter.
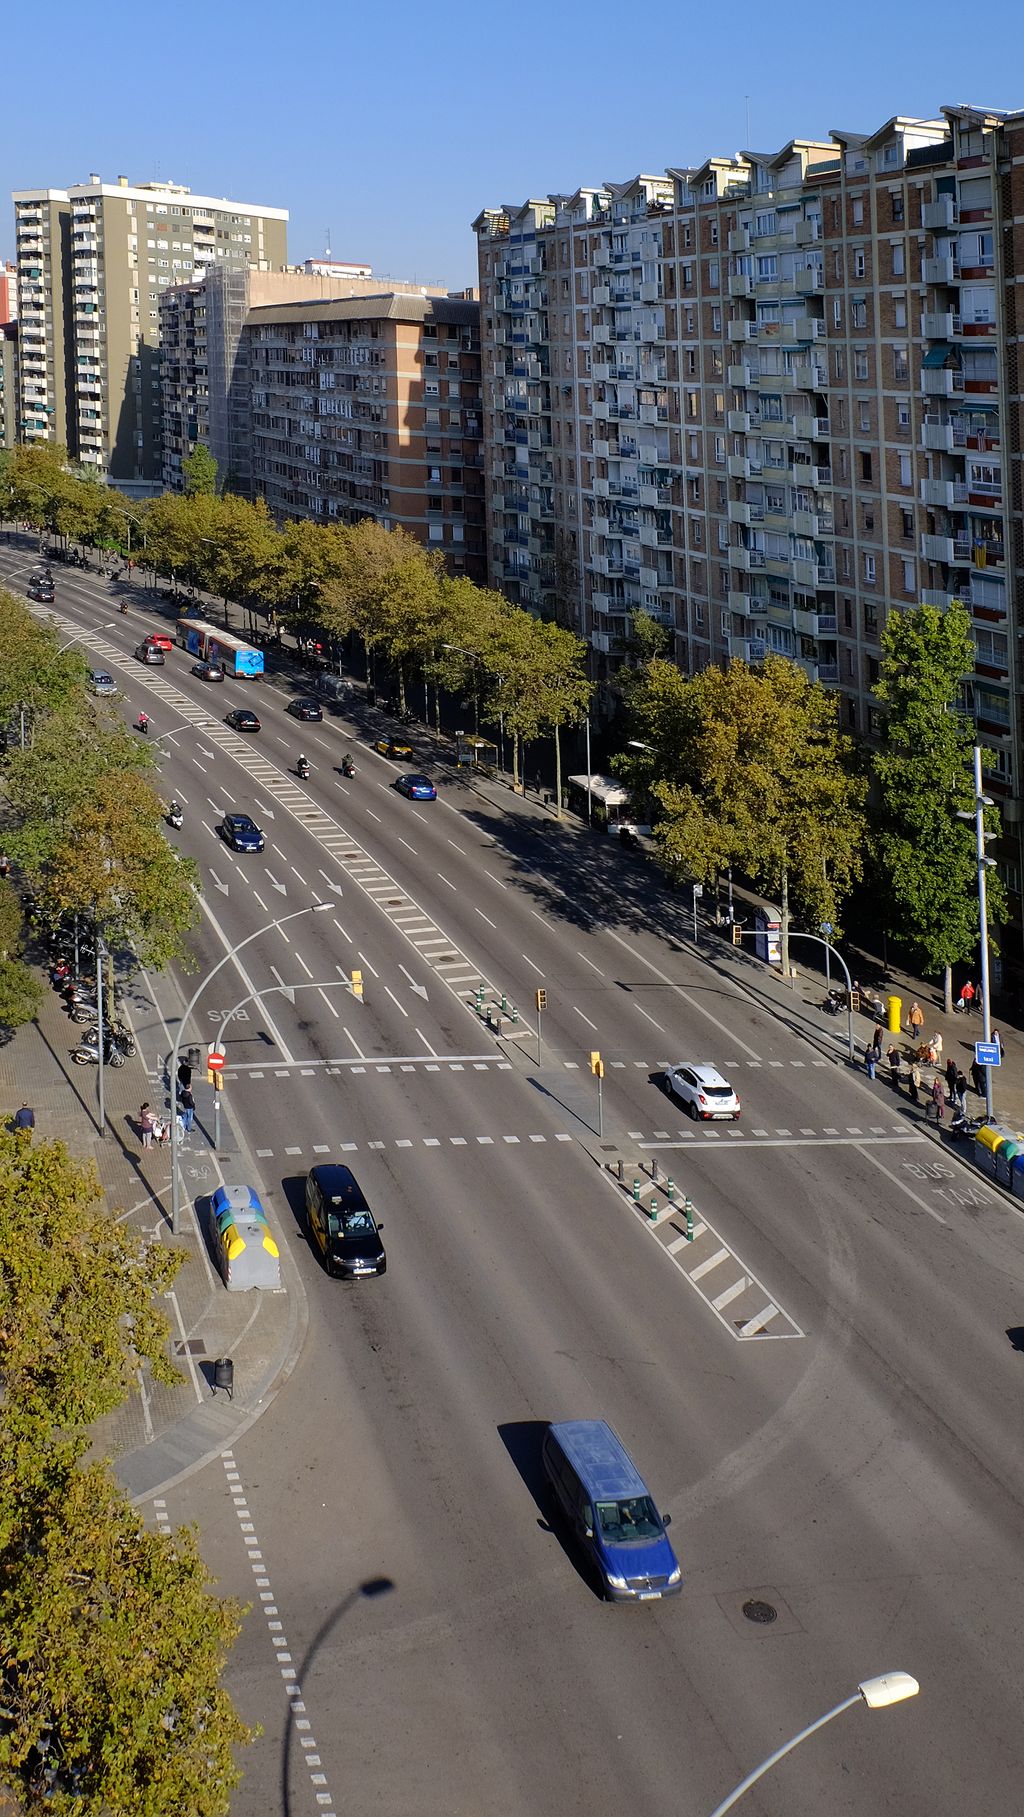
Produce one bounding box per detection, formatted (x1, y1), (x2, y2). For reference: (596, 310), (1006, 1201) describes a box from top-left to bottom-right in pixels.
(167, 805), (183, 830)
(296, 759), (310, 780)
(72, 1038), (126, 1068)
(340, 758), (356, 778)
(119, 601), (129, 615)
(76, 1023), (136, 1057)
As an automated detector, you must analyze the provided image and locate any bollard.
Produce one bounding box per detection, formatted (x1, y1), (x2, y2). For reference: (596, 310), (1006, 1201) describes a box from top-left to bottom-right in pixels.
(510, 1004), (519, 1025)
(213, 1357), (234, 1400)
(666, 1177), (676, 1202)
(684, 1197), (695, 1241)
(501, 991), (508, 1014)
(616, 1159), (624, 1183)
(652, 1157), (662, 1184)
(475, 985), (484, 1015)
(648, 1197), (659, 1222)
(633, 1178), (641, 1203)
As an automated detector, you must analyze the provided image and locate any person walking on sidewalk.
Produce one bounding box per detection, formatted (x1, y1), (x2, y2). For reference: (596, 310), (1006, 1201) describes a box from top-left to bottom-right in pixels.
(872, 1022), (885, 1058)
(12, 1102), (34, 1134)
(971, 1057), (986, 1098)
(178, 1085), (195, 1133)
(955, 979), (976, 1015)
(140, 1102), (154, 1150)
(864, 1041), (877, 1082)
(927, 1076), (945, 1125)
(887, 1044), (902, 1092)
(907, 1000), (925, 1042)
(954, 1068), (969, 1116)
(909, 1059), (922, 1105)
(945, 1055), (958, 1104)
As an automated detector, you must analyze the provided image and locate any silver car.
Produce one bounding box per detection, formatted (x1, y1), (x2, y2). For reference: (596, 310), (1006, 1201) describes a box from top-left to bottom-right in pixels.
(90, 670), (117, 696)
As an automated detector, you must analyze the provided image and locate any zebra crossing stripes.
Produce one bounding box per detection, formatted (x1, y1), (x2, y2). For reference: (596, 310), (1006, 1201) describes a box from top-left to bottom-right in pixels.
(627, 1190), (804, 1342)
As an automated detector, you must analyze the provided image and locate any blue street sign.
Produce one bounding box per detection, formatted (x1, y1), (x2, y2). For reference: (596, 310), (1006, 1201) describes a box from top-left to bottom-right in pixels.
(975, 1041), (1001, 1068)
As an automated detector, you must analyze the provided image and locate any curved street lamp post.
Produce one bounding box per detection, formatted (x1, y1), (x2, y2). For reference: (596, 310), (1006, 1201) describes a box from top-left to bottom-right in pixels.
(169, 904), (331, 1234)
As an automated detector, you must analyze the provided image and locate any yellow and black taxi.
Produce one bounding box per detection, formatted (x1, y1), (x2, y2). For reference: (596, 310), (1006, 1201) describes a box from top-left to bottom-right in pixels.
(374, 737), (414, 761)
(305, 1163), (386, 1279)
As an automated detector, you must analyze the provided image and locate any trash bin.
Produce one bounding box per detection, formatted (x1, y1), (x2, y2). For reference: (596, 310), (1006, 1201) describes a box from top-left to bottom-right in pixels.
(974, 1123), (1016, 1178)
(1010, 1153), (1024, 1201)
(887, 993), (902, 1034)
(995, 1137), (1023, 1188)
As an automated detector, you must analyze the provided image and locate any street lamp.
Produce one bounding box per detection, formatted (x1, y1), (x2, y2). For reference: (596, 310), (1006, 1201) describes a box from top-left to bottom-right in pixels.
(168, 903), (332, 1234)
(957, 742), (998, 1122)
(707, 1671), (919, 1817)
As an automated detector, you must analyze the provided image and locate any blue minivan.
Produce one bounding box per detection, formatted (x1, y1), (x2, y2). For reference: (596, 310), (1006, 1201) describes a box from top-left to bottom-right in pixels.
(542, 1419), (682, 1601)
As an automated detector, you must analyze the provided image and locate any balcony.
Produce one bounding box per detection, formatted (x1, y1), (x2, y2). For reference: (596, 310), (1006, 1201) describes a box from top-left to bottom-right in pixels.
(727, 454), (751, 480)
(732, 546), (767, 572)
(728, 362), (754, 387)
(922, 367), (965, 396)
(729, 273), (753, 298)
(728, 228), (749, 253)
(921, 418), (961, 451)
(920, 477), (968, 508)
(923, 196), (958, 231)
(923, 255), (960, 285)
(727, 409), (755, 433)
(593, 437), (610, 459)
(794, 608), (838, 636)
(728, 499), (765, 526)
(922, 311), (962, 338)
(792, 412), (829, 440)
(921, 533), (972, 563)
(727, 319), (756, 344)
(791, 363), (828, 391)
(592, 285), (610, 306)
(728, 634), (767, 663)
(639, 280), (660, 303)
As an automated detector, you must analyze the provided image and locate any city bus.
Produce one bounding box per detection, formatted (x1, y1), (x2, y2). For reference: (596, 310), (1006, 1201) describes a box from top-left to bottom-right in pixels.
(176, 619), (264, 679)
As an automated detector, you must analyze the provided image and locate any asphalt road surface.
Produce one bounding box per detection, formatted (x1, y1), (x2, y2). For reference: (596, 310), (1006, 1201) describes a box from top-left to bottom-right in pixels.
(6, 544), (1023, 1817)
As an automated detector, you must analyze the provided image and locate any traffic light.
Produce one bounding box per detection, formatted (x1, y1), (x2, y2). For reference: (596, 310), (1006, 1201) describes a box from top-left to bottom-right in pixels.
(351, 969), (363, 999)
(590, 1050), (604, 1078)
(535, 988), (547, 1011)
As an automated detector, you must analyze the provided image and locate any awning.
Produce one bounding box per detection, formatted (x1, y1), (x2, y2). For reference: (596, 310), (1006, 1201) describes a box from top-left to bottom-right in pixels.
(923, 343), (953, 367)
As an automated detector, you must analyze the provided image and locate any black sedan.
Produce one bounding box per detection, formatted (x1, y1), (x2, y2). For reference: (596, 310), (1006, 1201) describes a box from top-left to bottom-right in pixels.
(287, 697), (323, 722)
(192, 660), (225, 682)
(219, 813), (266, 853)
(225, 709), (261, 733)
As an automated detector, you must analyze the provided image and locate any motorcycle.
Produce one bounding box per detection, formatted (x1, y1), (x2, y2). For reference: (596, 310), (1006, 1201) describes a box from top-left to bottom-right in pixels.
(341, 758), (356, 778)
(119, 601), (129, 615)
(76, 1023), (136, 1057)
(72, 1038), (126, 1068)
(296, 758), (310, 780)
(137, 717), (150, 736)
(167, 804), (183, 830)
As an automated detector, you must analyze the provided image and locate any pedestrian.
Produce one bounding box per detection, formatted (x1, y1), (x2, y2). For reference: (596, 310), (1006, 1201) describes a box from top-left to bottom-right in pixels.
(864, 1041), (877, 1081)
(887, 1044), (902, 1091)
(930, 1031), (943, 1064)
(12, 1102), (34, 1133)
(177, 1058), (192, 1091)
(140, 1102), (154, 1149)
(971, 1058), (986, 1097)
(955, 979), (976, 1014)
(928, 1076), (945, 1125)
(992, 1029), (1005, 1062)
(909, 1059), (922, 1105)
(179, 1085), (195, 1132)
(955, 1068), (969, 1114)
(945, 1055), (958, 1103)
(872, 1022), (884, 1057)
(907, 1000), (924, 1041)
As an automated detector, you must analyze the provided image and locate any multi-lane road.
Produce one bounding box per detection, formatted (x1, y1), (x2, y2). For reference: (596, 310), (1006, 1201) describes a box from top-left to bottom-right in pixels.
(6, 543), (1024, 1817)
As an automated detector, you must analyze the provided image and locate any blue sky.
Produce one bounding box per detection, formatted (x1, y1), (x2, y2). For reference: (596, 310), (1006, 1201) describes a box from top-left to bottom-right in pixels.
(3, 0), (1024, 291)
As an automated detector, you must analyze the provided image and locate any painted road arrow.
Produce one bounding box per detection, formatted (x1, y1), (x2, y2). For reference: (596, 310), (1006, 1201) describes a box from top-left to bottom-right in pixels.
(265, 871), (287, 896)
(269, 966), (296, 1006)
(208, 869), (230, 897)
(399, 963), (429, 1001)
(318, 868), (343, 893)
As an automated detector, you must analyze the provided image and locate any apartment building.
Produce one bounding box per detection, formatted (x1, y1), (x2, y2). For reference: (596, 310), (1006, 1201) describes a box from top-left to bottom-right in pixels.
(160, 266), (452, 495)
(12, 175), (287, 486)
(475, 102), (1024, 945)
(0, 263), (17, 325)
(248, 293), (485, 580)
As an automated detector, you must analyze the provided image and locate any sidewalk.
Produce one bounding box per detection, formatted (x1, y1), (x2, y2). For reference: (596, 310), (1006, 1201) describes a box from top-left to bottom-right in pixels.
(0, 975), (307, 1504)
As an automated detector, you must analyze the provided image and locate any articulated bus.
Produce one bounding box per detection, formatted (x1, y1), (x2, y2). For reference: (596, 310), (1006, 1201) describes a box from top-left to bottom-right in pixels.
(175, 619), (264, 679)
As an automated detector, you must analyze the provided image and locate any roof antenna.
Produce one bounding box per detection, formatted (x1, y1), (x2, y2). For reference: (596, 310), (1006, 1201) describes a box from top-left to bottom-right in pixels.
(324, 227), (332, 260)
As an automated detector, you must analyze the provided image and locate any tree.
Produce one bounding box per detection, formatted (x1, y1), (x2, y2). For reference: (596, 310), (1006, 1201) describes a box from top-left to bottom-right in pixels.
(182, 442), (219, 497)
(620, 655), (866, 973)
(0, 1131), (250, 1813)
(0, 878), (44, 1033)
(872, 598), (1006, 1009)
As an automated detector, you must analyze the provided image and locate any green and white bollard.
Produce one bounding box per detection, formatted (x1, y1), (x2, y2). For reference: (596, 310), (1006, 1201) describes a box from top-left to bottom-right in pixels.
(475, 986), (484, 1016)
(666, 1178), (676, 1202)
(633, 1178), (642, 1203)
(510, 1004), (519, 1025)
(501, 991), (508, 1014)
(684, 1196), (695, 1241)
(648, 1197), (658, 1222)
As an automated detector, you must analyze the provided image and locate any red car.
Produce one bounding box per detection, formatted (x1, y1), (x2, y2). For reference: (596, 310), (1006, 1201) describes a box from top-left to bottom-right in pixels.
(145, 632), (174, 652)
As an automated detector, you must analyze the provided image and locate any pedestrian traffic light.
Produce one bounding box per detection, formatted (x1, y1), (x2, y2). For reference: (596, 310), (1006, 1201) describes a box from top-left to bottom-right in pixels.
(590, 1050), (604, 1078)
(535, 988), (547, 1011)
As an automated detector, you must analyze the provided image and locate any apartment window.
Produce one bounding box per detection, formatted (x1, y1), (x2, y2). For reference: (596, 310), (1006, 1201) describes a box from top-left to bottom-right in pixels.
(894, 346), (909, 382)
(899, 454), (912, 487)
(833, 347), (846, 381)
(688, 433), (699, 460)
(691, 518), (702, 545)
(864, 601), (878, 632)
(717, 522), (730, 550)
(891, 191), (905, 223)
(901, 508), (914, 538)
(682, 262), (693, 288)
(686, 348), (697, 375)
(714, 435), (726, 463)
(755, 210), (776, 236)
(852, 198), (864, 225)
(684, 309), (695, 335)
(708, 259), (720, 288)
(713, 389), (725, 416)
(858, 403), (871, 432)
(757, 255), (778, 281)
(894, 297), (907, 328)
(864, 507), (875, 531)
(682, 224), (692, 249)
(851, 300), (868, 328)
(710, 222), (718, 246)
(832, 298), (843, 328)
(843, 596), (853, 628)
(711, 305), (721, 331)
(860, 450), (872, 482)
(898, 401), (910, 427)
(902, 558), (916, 594)
(864, 553), (876, 583)
(890, 243), (905, 278)
(686, 390), (699, 418)
(853, 249), (866, 279)
(854, 351), (869, 381)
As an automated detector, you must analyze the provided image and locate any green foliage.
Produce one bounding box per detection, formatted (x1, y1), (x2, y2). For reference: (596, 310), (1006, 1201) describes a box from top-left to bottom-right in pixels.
(182, 442), (219, 497)
(872, 598), (1006, 976)
(621, 655), (866, 942)
(0, 881), (44, 1030)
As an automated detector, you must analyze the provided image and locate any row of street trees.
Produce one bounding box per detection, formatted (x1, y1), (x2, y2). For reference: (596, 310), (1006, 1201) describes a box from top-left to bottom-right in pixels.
(617, 598), (1004, 1004)
(0, 446), (594, 793)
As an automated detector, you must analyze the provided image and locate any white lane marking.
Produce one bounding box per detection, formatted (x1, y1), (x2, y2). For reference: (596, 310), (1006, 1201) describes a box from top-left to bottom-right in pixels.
(385, 986), (409, 1019)
(576, 950), (605, 976)
(366, 808), (381, 822)
(357, 952), (379, 978)
(486, 872), (508, 890)
(289, 866), (307, 885)
(398, 837), (417, 854)
(343, 1026), (365, 1058)
(639, 1135), (927, 1150)
(195, 895), (295, 1066)
(636, 1006), (666, 1034)
(475, 908), (497, 929)
(447, 839), (466, 854)
(295, 952), (313, 979)
(605, 928), (762, 1061)
(318, 988), (339, 1017)
(437, 872), (457, 890)
(332, 918), (352, 944)
(521, 953), (544, 975)
(415, 1027), (438, 1056)
(574, 1006), (599, 1031)
(857, 1143), (949, 1225)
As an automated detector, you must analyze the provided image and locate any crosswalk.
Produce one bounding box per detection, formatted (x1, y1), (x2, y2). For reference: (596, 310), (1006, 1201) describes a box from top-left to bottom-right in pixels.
(631, 1121), (923, 1147)
(250, 1132), (576, 1159)
(626, 1187), (804, 1341)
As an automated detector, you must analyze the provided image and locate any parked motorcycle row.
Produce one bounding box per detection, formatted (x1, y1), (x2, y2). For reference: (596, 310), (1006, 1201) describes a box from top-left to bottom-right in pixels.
(38, 906), (134, 1069)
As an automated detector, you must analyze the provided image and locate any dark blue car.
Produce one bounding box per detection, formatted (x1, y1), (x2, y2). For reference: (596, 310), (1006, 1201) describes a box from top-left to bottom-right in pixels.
(394, 773), (437, 801)
(219, 813), (265, 853)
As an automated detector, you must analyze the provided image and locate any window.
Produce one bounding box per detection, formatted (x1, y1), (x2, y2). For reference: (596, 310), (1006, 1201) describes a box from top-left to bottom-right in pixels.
(859, 403), (871, 432)
(710, 222), (718, 246)
(833, 347), (846, 381)
(898, 401), (910, 427)
(832, 298), (843, 328)
(711, 305), (721, 331)
(901, 509), (914, 538)
(902, 558), (916, 594)
(894, 347), (908, 382)
(899, 454), (912, 487)
(851, 300), (868, 328)
(854, 351), (869, 380)
(894, 297), (907, 328)
(853, 249), (866, 278)
(864, 553), (876, 583)
(891, 192), (905, 223)
(891, 243), (905, 277)
(852, 198), (864, 225)
(860, 450), (872, 482)
(687, 390), (699, 418)
(757, 255), (778, 281)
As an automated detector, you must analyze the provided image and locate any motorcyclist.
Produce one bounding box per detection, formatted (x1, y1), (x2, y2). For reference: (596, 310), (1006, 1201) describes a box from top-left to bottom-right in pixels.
(168, 800), (182, 823)
(297, 753), (309, 776)
(138, 711), (149, 735)
(119, 601), (129, 615)
(342, 753), (355, 775)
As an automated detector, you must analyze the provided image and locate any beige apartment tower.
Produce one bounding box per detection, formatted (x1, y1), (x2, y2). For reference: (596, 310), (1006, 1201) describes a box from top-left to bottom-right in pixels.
(475, 103), (1024, 960)
(12, 175), (287, 486)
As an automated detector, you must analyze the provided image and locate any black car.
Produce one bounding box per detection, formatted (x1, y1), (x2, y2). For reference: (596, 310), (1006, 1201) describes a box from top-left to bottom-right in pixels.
(219, 813), (266, 853)
(225, 708), (261, 732)
(28, 581), (55, 602)
(288, 697), (323, 722)
(305, 1164), (386, 1278)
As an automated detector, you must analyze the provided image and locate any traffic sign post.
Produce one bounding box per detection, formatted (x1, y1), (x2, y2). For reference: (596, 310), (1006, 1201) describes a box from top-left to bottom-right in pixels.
(535, 987), (546, 1066)
(975, 1040), (1001, 1069)
(820, 921), (833, 993)
(590, 1050), (605, 1138)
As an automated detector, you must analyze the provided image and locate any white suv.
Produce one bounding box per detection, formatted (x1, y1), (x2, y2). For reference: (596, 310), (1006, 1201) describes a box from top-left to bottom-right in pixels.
(664, 1062), (740, 1121)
